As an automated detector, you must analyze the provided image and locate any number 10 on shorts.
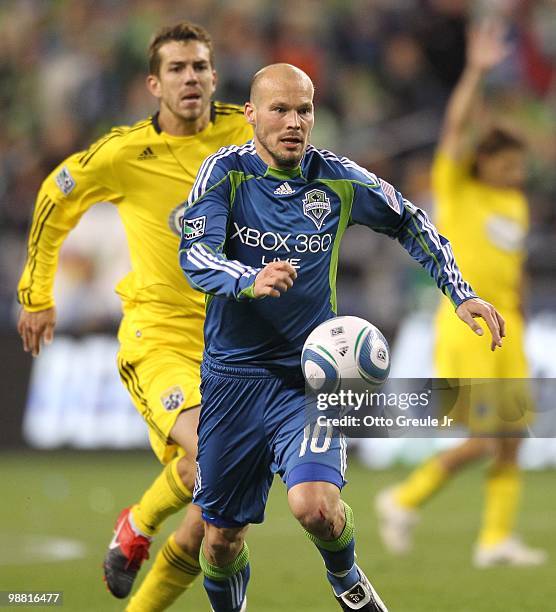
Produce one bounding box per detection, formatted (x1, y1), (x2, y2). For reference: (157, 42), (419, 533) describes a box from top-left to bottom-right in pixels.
(299, 422), (333, 456)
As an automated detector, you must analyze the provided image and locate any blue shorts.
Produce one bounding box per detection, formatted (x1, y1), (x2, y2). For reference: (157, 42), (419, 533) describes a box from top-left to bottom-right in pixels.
(193, 354), (347, 527)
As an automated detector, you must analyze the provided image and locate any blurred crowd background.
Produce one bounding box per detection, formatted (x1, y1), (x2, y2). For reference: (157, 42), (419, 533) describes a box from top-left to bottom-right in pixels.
(1, 0), (555, 339)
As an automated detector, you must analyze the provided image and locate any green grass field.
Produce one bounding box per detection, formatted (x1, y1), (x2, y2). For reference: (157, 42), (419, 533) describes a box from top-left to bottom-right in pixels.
(0, 451), (554, 611)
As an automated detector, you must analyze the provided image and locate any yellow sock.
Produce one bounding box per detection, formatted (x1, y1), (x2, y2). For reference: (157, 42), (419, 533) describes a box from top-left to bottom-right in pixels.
(478, 463), (521, 547)
(126, 534), (201, 612)
(395, 457), (449, 509)
(131, 457), (192, 536)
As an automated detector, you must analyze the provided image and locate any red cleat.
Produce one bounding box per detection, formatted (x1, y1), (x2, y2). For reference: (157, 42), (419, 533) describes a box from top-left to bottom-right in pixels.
(103, 507), (152, 598)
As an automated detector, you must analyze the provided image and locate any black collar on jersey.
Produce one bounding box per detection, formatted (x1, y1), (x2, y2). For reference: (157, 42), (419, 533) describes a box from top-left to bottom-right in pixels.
(152, 111), (162, 134)
(151, 103), (217, 134)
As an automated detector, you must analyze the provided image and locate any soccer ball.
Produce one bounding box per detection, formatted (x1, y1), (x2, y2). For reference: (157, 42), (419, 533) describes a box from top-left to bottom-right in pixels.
(301, 316), (390, 394)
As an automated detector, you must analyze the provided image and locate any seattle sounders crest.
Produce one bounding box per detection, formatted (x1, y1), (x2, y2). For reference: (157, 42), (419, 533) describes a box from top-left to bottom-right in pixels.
(302, 189), (331, 230)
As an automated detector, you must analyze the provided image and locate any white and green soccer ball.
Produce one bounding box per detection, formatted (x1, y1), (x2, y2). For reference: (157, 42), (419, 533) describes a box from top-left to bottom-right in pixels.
(301, 315), (390, 394)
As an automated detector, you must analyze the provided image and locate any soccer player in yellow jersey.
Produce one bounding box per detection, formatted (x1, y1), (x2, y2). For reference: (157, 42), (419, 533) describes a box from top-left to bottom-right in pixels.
(16, 22), (252, 609)
(375, 20), (547, 567)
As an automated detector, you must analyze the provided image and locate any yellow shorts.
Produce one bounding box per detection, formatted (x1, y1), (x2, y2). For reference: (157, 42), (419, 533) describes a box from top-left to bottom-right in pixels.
(117, 348), (202, 464)
(437, 378), (534, 434)
(435, 305), (533, 434)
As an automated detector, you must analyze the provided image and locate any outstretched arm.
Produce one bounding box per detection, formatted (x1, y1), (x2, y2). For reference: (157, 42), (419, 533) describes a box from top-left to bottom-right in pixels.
(349, 171), (505, 351)
(17, 142), (121, 356)
(439, 19), (510, 160)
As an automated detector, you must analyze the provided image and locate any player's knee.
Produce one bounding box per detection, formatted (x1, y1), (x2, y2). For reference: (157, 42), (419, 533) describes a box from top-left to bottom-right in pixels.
(478, 437), (499, 459)
(440, 438), (493, 472)
(204, 525), (246, 566)
(175, 506), (204, 557)
(176, 455), (196, 492)
(289, 487), (343, 537)
(494, 437), (522, 463)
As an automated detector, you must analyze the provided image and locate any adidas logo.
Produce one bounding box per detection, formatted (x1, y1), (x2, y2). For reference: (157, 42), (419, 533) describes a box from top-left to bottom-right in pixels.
(137, 146), (157, 160)
(274, 182), (294, 195)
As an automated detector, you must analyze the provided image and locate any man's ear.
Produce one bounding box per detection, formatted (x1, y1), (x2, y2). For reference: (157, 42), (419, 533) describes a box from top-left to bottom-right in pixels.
(146, 74), (161, 99)
(244, 102), (256, 126)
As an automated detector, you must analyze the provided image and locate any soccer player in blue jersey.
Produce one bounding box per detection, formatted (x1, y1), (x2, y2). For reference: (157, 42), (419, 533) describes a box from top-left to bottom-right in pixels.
(179, 63), (505, 612)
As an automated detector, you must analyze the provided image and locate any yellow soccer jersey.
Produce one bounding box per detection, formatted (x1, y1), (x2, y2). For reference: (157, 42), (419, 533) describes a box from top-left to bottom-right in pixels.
(433, 151), (530, 379)
(432, 152), (529, 312)
(18, 102), (252, 357)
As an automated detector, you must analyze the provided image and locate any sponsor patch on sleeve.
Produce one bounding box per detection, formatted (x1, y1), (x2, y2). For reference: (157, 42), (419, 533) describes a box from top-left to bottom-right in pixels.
(378, 178), (400, 214)
(54, 166), (76, 196)
(183, 215), (206, 240)
(160, 386), (185, 411)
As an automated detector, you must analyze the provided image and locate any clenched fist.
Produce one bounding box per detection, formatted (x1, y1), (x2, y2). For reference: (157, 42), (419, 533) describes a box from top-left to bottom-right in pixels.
(253, 261), (297, 298)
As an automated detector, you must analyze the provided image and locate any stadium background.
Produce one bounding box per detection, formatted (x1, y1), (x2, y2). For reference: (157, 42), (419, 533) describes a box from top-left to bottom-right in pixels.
(1, 0), (555, 610)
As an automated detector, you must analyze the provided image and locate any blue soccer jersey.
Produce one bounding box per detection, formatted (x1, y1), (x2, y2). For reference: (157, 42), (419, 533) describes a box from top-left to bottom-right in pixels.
(179, 140), (475, 369)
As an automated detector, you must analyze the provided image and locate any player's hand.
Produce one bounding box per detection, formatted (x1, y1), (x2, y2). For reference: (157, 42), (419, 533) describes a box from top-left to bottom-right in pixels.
(253, 261), (297, 298)
(17, 307), (57, 357)
(467, 19), (511, 72)
(456, 298), (505, 351)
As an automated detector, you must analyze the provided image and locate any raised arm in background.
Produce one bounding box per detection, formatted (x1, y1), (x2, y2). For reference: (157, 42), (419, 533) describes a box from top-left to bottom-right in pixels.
(439, 20), (510, 160)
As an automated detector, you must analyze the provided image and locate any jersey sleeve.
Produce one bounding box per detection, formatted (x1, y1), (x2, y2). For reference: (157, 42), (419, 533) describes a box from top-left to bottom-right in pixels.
(179, 149), (260, 300)
(350, 170), (476, 308)
(17, 134), (122, 311)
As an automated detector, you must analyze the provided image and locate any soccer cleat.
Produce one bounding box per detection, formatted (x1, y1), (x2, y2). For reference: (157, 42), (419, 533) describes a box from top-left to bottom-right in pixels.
(374, 487), (419, 555)
(103, 507), (152, 598)
(335, 566), (388, 611)
(473, 536), (548, 568)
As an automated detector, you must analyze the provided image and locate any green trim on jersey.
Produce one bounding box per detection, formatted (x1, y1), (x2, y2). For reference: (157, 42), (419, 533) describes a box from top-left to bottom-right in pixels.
(238, 283), (257, 299)
(316, 179), (354, 312)
(264, 165), (305, 180)
(228, 171), (256, 208)
(406, 213), (455, 307)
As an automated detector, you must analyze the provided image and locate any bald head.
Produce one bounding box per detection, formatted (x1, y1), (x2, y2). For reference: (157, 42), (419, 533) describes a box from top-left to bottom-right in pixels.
(245, 63), (315, 170)
(250, 63), (314, 106)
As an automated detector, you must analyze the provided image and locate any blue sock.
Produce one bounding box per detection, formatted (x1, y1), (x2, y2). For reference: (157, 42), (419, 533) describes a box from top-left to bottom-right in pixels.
(306, 501), (360, 595)
(200, 542), (250, 611)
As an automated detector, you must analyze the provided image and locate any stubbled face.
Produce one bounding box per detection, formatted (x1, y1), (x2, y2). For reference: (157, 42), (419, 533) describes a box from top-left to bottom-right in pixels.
(245, 77), (314, 169)
(477, 148), (526, 189)
(147, 40), (216, 126)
